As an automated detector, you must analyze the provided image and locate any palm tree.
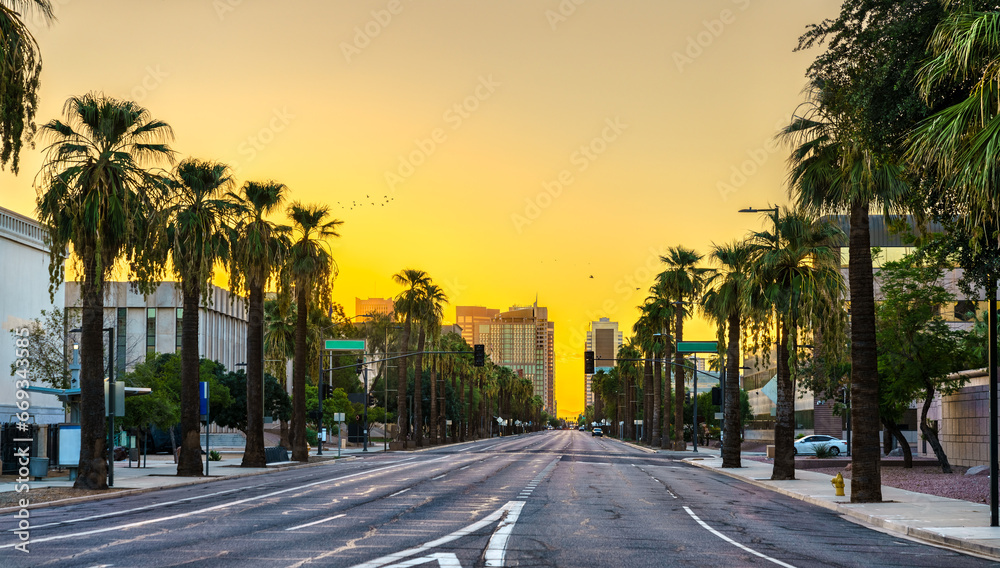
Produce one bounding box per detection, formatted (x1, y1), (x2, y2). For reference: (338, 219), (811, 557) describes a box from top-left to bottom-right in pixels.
(36, 93), (174, 489)
(412, 281), (446, 447)
(228, 181), (290, 468)
(746, 209), (845, 480)
(657, 247), (714, 450)
(287, 203), (343, 461)
(644, 284), (674, 449)
(164, 158), (239, 476)
(781, 79), (907, 499)
(392, 269), (430, 443)
(0, 0), (54, 173)
(632, 313), (655, 444)
(702, 239), (755, 468)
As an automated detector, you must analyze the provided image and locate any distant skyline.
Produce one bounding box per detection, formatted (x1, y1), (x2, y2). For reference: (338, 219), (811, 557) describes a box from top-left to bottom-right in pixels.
(0, 1), (844, 418)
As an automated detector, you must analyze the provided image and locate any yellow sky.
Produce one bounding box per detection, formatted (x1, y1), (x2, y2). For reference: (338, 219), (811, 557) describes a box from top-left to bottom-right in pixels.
(0, 0), (843, 418)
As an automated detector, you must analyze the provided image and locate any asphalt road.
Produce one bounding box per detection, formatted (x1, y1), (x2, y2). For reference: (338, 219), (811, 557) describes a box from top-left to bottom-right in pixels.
(1, 430), (994, 567)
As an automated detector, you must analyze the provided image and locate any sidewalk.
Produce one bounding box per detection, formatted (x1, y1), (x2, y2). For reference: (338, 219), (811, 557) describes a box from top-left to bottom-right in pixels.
(675, 445), (1000, 561)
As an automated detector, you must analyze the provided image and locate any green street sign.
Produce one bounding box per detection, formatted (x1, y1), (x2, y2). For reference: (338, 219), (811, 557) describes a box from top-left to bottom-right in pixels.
(676, 341), (718, 353)
(324, 339), (366, 351)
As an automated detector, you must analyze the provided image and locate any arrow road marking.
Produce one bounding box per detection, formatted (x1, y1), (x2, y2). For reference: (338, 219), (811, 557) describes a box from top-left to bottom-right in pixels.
(348, 501), (524, 568)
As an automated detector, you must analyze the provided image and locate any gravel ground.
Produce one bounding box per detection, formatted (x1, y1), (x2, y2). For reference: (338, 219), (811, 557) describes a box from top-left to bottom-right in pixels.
(743, 454), (990, 504)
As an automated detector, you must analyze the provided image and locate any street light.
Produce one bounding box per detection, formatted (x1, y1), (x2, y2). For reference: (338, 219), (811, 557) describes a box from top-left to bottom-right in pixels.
(69, 326), (116, 487)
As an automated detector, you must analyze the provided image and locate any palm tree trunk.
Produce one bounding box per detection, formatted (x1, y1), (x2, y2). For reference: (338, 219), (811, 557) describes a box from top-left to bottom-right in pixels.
(652, 352), (662, 447)
(414, 326), (425, 447)
(291, 285), (309, 461)
(74, 250), (108, 489)
(439, 359), (446, 442)
(771, 319), (795, 480)
(662, 345), (673, 450)
(396, 315), (411, 444)
(430, 354), (438, 444)
(178, 282), (204, 475)
(460, 373), (468, 442)
(643, 358), (653, 444)
(466, 374), (473, 439)
(722, 310), (742, 468)
(674, 309), (686, 450)
(849, 200), (882, 501)
(242, 282), (266, 467)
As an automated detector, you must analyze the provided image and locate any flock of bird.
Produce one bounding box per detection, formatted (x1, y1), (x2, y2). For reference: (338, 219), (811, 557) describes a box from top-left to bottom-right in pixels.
(337, 195), (394, 210)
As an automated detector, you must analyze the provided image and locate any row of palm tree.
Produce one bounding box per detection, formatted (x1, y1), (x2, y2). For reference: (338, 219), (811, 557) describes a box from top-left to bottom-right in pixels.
(591, 210), (845, 481)
(34, 93), (342, 486)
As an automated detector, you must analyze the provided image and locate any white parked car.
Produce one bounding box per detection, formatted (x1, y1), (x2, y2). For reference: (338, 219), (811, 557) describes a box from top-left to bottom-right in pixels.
(792, 435), (848, 456)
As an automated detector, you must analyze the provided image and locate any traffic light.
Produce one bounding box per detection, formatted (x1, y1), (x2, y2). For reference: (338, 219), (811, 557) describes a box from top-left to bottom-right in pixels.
(474, 344), (485, 367)
(320, 384), (331, 400)
(584, 351), (594, 374)
(368, 393), (377, 407)
(711, 386), (722, 406)
(356, 357), (363, 375)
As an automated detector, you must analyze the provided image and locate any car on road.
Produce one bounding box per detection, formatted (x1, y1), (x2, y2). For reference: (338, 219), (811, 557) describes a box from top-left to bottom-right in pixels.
(578, 425), (585, 431)
(793, 435), (848, 456)
(592, 427), (603, 437)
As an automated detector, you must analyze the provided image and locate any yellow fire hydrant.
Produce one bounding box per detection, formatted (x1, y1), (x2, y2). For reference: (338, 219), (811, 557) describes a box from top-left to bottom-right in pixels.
(831, 472), (845, 497)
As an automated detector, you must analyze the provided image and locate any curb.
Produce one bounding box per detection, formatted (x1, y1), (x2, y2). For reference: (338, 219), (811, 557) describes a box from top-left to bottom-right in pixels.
(686, 459), (1000, 561)
(0, 456), (356, 515)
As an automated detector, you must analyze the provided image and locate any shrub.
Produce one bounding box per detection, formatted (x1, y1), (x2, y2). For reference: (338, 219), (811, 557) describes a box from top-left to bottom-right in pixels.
(208, 450), (222, 461)
(814, 443), (835, 458)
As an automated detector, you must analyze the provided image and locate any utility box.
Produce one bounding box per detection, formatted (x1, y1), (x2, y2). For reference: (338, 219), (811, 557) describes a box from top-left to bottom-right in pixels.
(766, 445), (776, 458)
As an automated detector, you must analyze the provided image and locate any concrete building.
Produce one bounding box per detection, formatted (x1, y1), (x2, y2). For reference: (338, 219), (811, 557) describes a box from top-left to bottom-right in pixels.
(455, 306), (499, 347)
(355, 297), (394, 319)
(0, 206), (65, 424)
(65, 282), (248, 374)
(477, 303), (555, 414)
(584, 318), (623, 407)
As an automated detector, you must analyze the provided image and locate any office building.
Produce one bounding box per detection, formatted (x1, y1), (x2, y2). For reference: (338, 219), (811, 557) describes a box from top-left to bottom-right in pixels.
(455, 306), (499, 347)
(477, 303), (555, 414)
(65, 282), (249, 374)
(355, 297), (394, 319)
(585, 318), (622, 407)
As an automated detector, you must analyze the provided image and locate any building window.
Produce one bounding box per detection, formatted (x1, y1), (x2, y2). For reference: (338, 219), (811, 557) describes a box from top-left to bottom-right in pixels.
(176, 308), (183, 349)
(146, 308), (156, 354)
(116, 308), (127, 375)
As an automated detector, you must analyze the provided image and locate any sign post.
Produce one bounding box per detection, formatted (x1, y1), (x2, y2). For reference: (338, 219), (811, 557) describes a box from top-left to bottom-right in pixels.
(200, 382), (209, 476)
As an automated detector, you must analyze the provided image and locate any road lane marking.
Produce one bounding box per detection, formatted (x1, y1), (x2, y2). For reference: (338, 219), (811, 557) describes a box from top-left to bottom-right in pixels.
(683, 506), (798, 568)
(390, 489), (411, 497)
(484, 500), (524, 567)
(347, 501), (524, 568)
(0, 457), (444, 549)
(382, 552), (462, 567)
(460, 466), (470, 470)
(432, 474), (446, 480)
(285, 513), (346, 531)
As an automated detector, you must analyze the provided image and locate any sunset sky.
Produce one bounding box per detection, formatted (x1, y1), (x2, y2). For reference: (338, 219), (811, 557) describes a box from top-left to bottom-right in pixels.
(1, 0), (844, 418)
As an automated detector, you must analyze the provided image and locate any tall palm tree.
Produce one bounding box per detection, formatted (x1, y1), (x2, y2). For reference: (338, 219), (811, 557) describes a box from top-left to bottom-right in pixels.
(36, 93), (174, 489)
(392, 269), (430, 443)
(412, 281), (446, 447)
(0, 0), (54, 173)
(781, 79), (907, 500)
(702, 239), (755, 468)
(228, 181), (290, 468)
(287, 203), (342, 461)
(644, 283), (674, 449)
(165, 158), (239, 476)
(632, 313), (655, 444)
(747, 209), (845, 480)
(657, 247), (714, 450)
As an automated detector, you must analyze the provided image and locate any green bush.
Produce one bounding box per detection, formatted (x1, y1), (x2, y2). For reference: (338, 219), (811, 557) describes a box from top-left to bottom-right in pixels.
(306, 427), (319, 446)
(814, 443), (835, 458)
(208, 450), (222, 461)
